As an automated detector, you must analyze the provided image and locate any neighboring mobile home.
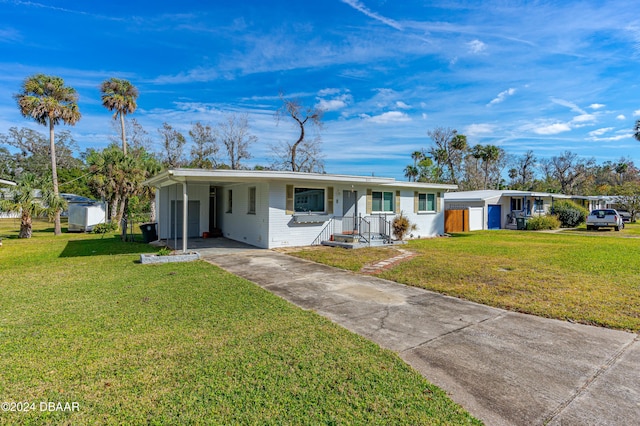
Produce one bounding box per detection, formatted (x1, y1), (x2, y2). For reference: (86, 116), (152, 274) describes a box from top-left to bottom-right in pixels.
(444, 190), (573, 230)
(144, 169), (456, 251)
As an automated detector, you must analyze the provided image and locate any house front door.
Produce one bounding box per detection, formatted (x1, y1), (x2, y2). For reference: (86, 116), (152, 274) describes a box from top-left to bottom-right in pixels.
(342, 190), (358, 233)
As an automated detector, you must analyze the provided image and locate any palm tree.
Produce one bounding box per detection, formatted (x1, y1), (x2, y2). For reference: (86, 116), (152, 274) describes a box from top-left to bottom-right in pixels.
(411, 150), (424, 168)
(404, 165), (418, 182)
(0, 173), (54, 238)
(15, 74), (81, 235)
(480, 145), (501, 189)
(100, 78), (138, 156)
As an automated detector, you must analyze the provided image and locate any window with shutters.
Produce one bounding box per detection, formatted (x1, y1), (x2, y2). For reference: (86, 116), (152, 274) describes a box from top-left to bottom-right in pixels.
(294, 187), (325, 213)
(418, 193), (436, 212)
(372, 191), (394, 212)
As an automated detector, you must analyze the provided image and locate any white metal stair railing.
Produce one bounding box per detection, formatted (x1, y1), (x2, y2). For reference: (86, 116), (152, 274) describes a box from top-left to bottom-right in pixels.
(311, 217), (335, 246)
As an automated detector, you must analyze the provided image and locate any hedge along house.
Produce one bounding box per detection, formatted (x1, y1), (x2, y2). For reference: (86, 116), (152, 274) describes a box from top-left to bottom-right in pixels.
(144, 169), (456, 251)
(444, 190), (574, 231)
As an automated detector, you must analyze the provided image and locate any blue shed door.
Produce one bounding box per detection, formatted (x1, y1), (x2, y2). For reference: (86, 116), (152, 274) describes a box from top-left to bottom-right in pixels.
(487, 204), (501, 230)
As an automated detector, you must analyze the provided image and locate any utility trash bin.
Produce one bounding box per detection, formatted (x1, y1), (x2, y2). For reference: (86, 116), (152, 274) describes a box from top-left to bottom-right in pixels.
(516, 217), (528, 230)
(140, 222), (158, 243)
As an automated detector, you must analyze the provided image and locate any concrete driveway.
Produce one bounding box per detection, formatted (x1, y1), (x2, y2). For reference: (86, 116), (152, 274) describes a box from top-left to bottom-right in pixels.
(203, 250), (640, 425)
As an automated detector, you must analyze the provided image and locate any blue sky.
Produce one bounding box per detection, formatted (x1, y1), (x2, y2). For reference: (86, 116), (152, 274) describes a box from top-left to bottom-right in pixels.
(1, 0), (640, 180)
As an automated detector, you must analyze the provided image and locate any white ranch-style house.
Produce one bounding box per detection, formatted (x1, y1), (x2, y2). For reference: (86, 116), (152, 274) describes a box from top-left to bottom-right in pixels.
(144, 169), (456, 251)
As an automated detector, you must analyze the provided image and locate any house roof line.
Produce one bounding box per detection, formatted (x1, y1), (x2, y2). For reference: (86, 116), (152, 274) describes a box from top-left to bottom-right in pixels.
(444, 190), (593, 202)
(144, 169), (457, 190)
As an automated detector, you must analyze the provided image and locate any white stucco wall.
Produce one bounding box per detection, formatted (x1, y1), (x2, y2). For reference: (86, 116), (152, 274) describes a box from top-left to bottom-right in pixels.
(395, 189), (444, 238)
(268, 181), (332, 248)
(218, 182), (269, 248)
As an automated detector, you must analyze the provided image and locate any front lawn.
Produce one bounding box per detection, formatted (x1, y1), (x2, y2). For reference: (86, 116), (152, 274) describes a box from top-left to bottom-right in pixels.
(0, 219), (479, 425)
(292, 230), (640, 332)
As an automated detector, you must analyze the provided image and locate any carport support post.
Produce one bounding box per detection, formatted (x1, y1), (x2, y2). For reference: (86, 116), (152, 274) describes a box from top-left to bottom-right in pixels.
(182, 182), (188, 253)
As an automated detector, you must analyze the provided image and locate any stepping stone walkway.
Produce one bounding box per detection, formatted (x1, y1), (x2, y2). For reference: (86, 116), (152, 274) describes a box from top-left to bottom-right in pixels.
(360, 248), (417, 274)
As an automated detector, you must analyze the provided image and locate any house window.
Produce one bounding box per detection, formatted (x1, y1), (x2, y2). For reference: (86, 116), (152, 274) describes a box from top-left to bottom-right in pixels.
(226, 189), (232, 213)
(534, 198), (544, 212)
(294, 187), (325, 212)
(511, 198), (522, 211)
(248, 187), (256, 215)
(418, 193), (436, 212)
(372, 191), (394, 212)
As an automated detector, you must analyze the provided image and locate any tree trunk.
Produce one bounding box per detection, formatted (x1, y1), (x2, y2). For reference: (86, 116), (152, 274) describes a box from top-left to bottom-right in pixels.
(49, 118), (62, 236)
(110, 196), (119, 223)
(121, 197), (129, 242)
(117, 197), (127, 225)
(290, 118), (305, 172)
(120, 113), (127, 156)
(149, 193), (157, 222)
(19, 211), (32, 239)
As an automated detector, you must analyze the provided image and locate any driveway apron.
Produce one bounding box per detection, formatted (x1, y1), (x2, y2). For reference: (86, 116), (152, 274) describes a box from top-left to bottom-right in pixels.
(204, 250), (640, 425)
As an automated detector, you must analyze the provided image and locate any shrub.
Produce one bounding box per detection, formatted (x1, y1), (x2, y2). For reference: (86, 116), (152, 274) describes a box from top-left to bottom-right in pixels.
(391, 212), (417, 240)
(549, 200), (589, 228)
(157, 247), (172, 256)
(92, 222), (118, 235)
(526, 215), (561, 230)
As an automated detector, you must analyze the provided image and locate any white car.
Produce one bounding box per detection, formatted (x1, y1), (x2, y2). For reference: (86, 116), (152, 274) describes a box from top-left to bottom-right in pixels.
(586, 209), (624, 231)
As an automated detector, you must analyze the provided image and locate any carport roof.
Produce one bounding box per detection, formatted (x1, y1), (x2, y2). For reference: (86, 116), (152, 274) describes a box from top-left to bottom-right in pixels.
(144, 169), (458, 190)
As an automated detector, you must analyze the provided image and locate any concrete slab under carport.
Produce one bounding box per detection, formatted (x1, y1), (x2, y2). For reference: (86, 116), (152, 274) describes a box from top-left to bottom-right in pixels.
(204, 250), (640, 425)
(165, 237), (262, 255)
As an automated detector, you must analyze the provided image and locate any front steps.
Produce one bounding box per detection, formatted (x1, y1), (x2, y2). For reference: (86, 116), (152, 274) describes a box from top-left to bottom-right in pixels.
(321, 233), (403, 249)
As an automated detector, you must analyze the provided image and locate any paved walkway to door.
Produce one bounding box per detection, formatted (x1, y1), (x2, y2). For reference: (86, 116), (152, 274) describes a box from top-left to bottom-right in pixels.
(203, 250), (640, 425)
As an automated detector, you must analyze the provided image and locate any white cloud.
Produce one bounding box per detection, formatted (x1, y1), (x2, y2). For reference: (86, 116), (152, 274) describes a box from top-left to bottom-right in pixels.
(571, 113), (596, 125)
(467, 39), (487, 54)
(317, 88), (341, 96)
(315, 93), (353, 111)
(363, 111), (411, 124)
(617, 114), (626, 120)
(633, 110), (640, 117)
(316, 99), (348, 111)
(151, 67), (218, 84)
(487, 88), (516, 106)
(532, 122), (572, 135)
(588, 133), (632, 142)
(551, 98), (587, 115)
(588, 127), (614, 137)
(589, 103), (605, 110)
(395, 101), (411, 109)
(340, 0), (403, 30)
(465, 123), (495, 136)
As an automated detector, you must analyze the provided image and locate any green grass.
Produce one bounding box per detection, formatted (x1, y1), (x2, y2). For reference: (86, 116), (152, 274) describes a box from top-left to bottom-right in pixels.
(0, 219), (479, 425)
(292, 229), (640, 332)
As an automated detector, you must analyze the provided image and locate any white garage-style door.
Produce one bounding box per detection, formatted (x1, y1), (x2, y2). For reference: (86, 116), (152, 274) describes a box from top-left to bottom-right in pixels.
(469, 207), (484, 231)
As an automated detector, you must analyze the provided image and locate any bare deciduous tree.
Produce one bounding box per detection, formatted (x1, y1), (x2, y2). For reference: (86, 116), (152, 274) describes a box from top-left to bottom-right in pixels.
(217, 113), (256, 170)
(188, 122), (218, 168)
(158, 122), (186, 168)
(274, 94), (324, 173)
(548, 151), (595, 194)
